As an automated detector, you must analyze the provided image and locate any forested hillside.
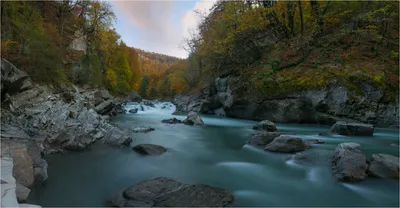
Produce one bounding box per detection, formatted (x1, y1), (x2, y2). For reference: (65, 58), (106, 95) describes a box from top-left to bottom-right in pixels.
(182, 0), (399, 98)
(0, 0), (184, 98)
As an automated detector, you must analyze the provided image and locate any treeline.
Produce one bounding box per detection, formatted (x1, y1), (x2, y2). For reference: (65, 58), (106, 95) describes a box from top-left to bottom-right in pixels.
(183, 0), (399, 96)
(0, 0), (185, 98)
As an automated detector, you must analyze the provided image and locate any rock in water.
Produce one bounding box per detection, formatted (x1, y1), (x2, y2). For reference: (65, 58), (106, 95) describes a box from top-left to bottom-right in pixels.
(107, 177), (234, 207)
(161, 118), (182, 124)
(183, 111), (204, 125)
(332, 143), (367, 182)
(331, 121), (374, 136)
(367, 154), (399, 179)
(247, 131), (281, 147)
(304, 139), (325, 147)
(132, 126), (155, 133)
(128, 108), (138, 114)
(265, 136), (307, 153)
(94, 100), (115, 115)
(16, 183), (30, 202)
(253, 120), (277, 132)
(132, 144), (166, 155)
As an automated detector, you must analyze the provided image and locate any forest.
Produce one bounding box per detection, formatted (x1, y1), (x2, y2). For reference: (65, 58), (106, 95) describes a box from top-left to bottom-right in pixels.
(1, 0), (399, 100)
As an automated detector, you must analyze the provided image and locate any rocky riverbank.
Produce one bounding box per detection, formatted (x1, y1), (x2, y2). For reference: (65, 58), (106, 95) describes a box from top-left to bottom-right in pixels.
(0, 59), (141, 204)
(173, 77), (399, 128)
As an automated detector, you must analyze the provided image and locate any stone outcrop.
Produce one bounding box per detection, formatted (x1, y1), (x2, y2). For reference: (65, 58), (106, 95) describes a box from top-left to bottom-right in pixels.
(173, 76), (399, 127)
(161, 118), (182, 124)
(332, 143), (367, 182)
(107, 177), (234, 207)
(367, 154), (399, 179)
(265, 136), (308, 153)
(331, 121), (374, 136)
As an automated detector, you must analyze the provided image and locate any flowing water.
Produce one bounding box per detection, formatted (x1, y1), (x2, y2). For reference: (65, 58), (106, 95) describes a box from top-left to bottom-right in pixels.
(28, 102), (399, 207)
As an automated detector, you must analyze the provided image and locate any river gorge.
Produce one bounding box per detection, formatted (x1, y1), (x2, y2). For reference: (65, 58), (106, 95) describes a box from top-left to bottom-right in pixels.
(25, 102), (399, 207)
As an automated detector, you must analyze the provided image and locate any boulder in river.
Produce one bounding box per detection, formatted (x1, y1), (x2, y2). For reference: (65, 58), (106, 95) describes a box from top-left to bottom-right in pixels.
(94, 100), (115, 115)
(367, 153), (399, 179)
(183, 111), (204, 125)
(132, 126), (155, 133)
(16, 183), (30, 202)
(107, 177), (234, 207)
(253, 120), (277, 132)
(265, 136), (307, 153)
(247, 131), (281, 147)
(332, 142), (367, 182)
(331, 121), (374, 136)
(128, 108), (138, 114)
(161, 118), (182, 124)
(132, 144), (166, 155)
(286, 153), (308, 161)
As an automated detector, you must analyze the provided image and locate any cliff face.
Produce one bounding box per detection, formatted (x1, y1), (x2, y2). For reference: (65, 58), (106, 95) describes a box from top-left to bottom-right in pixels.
(173, 77), (399, 128)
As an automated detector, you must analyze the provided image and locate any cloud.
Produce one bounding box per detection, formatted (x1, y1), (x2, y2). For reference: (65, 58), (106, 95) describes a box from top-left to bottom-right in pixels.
(113, 0), (217, 58)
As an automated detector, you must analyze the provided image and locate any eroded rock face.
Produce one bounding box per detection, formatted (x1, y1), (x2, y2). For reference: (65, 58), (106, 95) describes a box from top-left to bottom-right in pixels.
(253, 120), (277, 132)
(1, 59), (33, 98)
(247, 131), (281, 147)
(107, 177), (234, 207)
(183, 111), (204, 125)
(331, 121), (374, 136)
(265, 136), (307, 153)
(332, 143), (367, 182)
(367, 154), (399, 179)
(132, 144), (166, 155)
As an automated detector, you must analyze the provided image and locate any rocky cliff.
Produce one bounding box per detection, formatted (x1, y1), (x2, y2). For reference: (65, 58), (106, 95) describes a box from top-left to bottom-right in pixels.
(0, 59), (141, 203)
(173, 76), (399, 128)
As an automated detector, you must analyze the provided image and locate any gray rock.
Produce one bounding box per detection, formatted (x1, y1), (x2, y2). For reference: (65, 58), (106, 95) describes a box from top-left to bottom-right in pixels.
(103, 127), (132, 147)
(213, 107), (226, 116)
(95, 100), (115, 115)
(253, 120), (277, 131)
(247, 131), (281, 147)
(367, 154), (399, 179)
(265, 136), (307, 153)
(161, 118), (182, 124)
(132, 144), (166, 155)
(107, 177), (234, 207)
(1, 59), (33, 96)
(332, 142), (367, 182)
(16, 183), (31, 202)
(183, 111), (204, 125)
(123, 90), (142, 102)
(128, 108), (138, 114)
(331, 121), (374, 136)
(286, 153), (307, 161)
(132, 126), (155, 133)
(155, 184), (234, 207)
(63, 134), (95, 151)
(94, 90), (112, 100)
(304, 139), (325, 146)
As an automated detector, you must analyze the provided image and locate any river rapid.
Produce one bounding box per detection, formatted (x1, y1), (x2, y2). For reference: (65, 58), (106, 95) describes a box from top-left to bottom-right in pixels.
(28, 102), (399, 207)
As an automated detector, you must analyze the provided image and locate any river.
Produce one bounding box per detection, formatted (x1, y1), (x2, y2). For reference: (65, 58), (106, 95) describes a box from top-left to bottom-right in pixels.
(27, 102), (399, 207)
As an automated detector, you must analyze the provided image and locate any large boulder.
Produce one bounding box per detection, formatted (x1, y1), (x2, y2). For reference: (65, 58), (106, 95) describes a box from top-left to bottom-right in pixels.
(94, 90), (112, 101)
(107, 177), (234, 207)
(9, 143), (35, 188)
(1, 59), (33, 97)
(332, 143), (367, 182)
(123, 90), (142, 102)
(367, 154), (399, 179)
(132, 144), (166, 155)
(247, 131), (281, 147)
(331, 121), (374, 136)
(253, 120), (277, 131)
(265, 136), (307, 153)
(183, 111), (204, 125)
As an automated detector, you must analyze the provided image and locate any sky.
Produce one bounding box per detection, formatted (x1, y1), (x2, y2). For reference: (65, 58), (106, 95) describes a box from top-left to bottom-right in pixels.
(111, 0), (217, 59)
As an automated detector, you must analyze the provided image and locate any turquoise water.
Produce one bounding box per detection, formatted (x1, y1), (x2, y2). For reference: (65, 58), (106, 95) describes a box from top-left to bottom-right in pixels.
(28, 105), (399, 206)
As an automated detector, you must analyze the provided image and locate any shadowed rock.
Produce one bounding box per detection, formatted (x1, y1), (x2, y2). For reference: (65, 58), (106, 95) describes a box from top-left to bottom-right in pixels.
(332, 142), (367, 182)
(367, 153), (399, 179)
(265, 136), (307, 153)
(107, 177), (234, 207)
(331, 121), (374, 136)
(247, 131), (281, 147)
(132, 144), (166, 155)
(253, 120), (277, 132)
